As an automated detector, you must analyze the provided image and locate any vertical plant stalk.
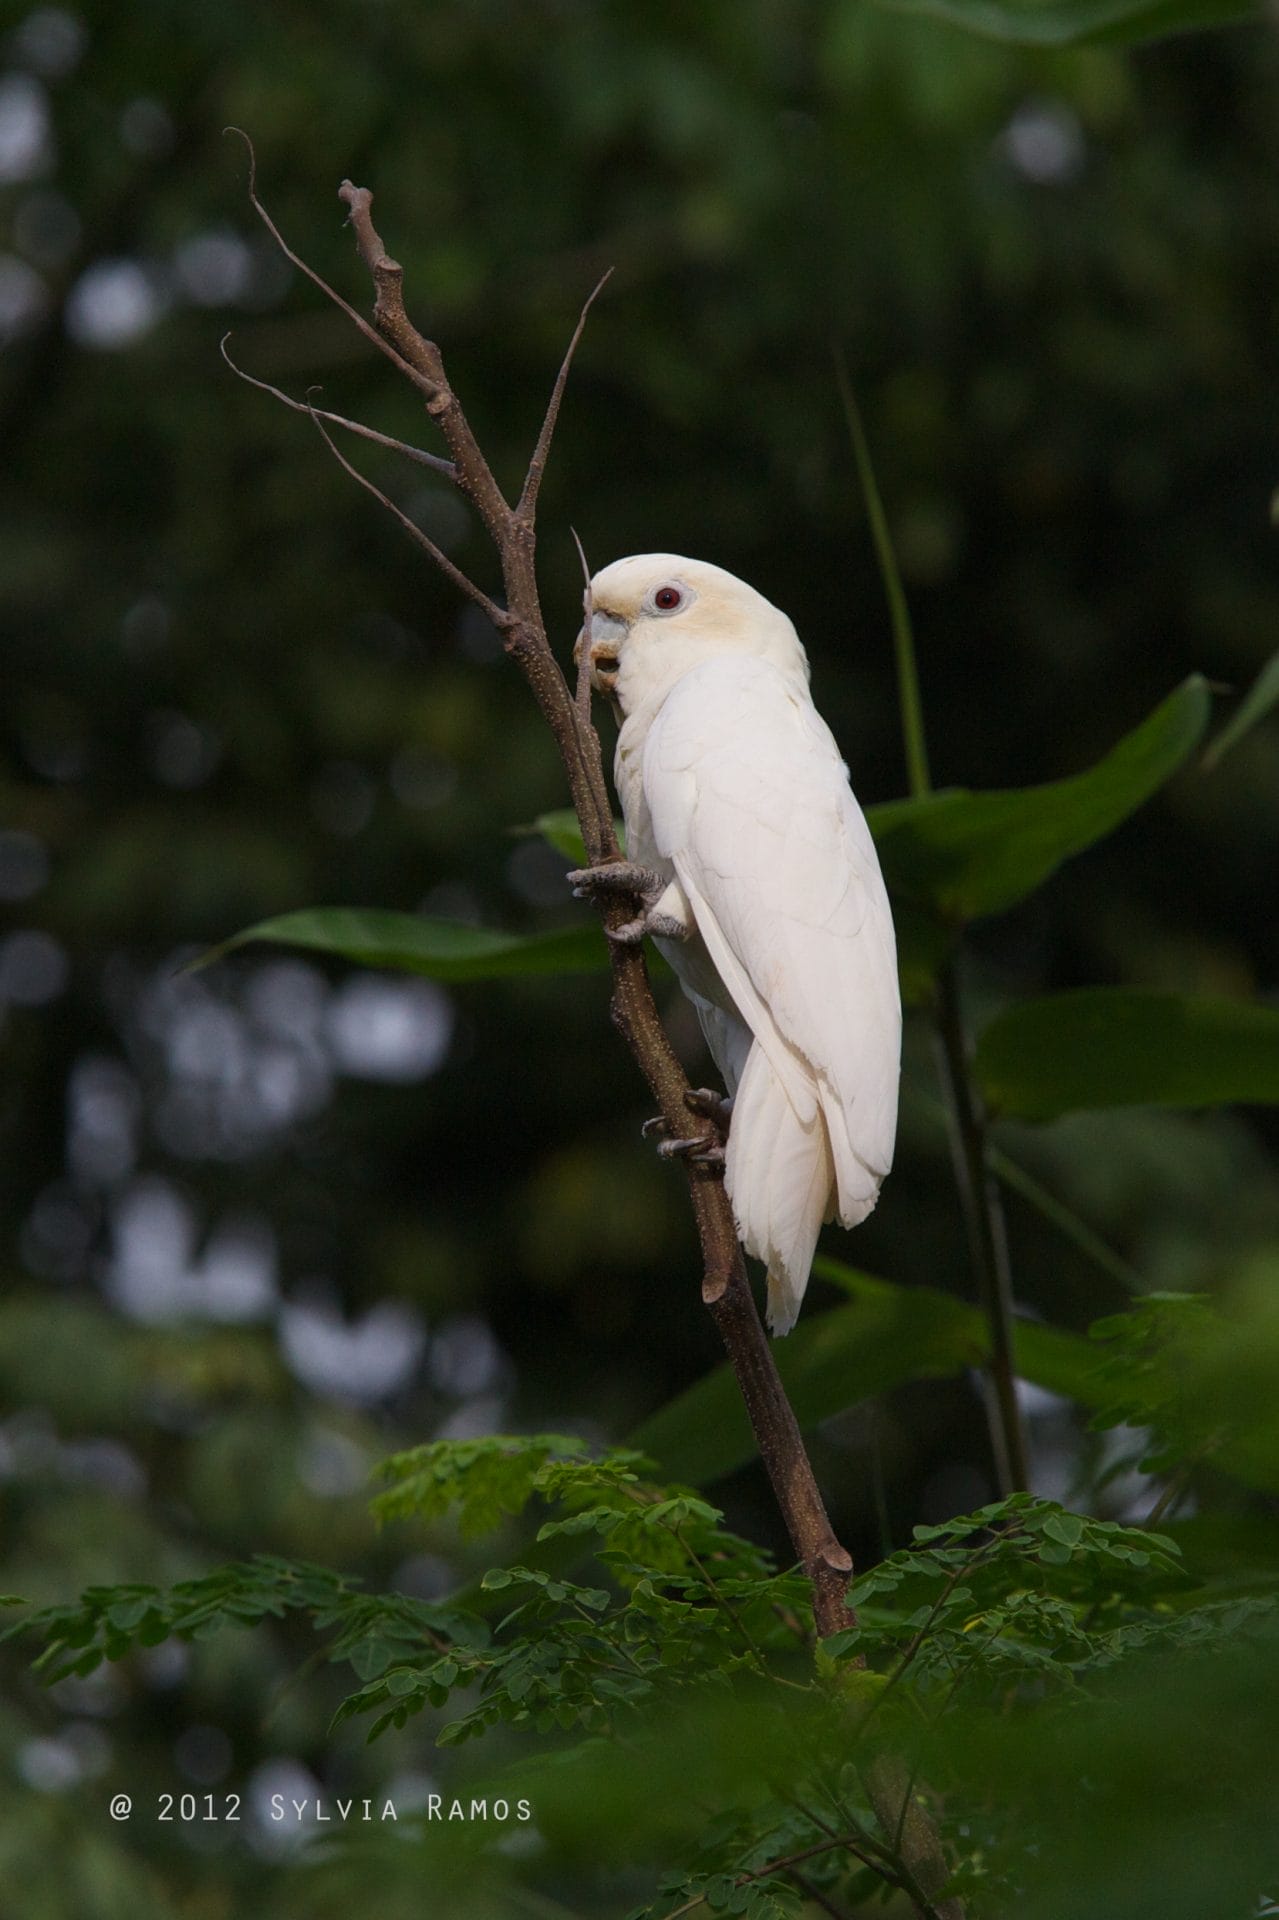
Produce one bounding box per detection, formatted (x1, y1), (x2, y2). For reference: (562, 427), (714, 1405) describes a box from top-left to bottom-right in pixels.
(227, 151), (962, 1916)
(835, 347), (1028, 1496)
(834, 351), (931, 802)
(932, 963), (1028, 1494)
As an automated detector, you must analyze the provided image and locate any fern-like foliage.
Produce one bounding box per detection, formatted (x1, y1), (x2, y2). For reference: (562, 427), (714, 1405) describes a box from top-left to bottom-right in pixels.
(5, 1435), (1278, 1919)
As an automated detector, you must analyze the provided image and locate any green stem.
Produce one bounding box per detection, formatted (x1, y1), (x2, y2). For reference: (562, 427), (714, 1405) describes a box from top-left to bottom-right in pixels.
(833, 345), (931, 800)
(933, 963), (1029, 1495)
(837, 354), (1026, 1498)
(907, 1079), (1138, 1292)
(985, 1143), (1139, 1291)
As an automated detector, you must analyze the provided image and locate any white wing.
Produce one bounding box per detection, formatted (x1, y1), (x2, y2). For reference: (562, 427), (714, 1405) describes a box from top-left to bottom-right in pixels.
(642, 654), (901, 1221)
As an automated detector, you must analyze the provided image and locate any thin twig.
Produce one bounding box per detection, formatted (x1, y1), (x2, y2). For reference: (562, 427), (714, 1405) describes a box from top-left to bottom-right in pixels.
(305, 402), (508, 627)
(1143, 1456), (1200, 1529)
(224, 129), (443, 406)
(220, 334), (457, 477)
(663, 1832), (905, 1920)
(779, 1796), (913, 1891)
(518, 268), (614, 521)
(672, 1523), (769, 1672)
(787, 1868), (852, 1920)
(570, 526), (596, 727)
(855, 1547), (995, 1746)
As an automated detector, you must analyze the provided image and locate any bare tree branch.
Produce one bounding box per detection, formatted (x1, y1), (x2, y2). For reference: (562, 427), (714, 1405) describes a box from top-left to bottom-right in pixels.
(220, 334), (457, 477)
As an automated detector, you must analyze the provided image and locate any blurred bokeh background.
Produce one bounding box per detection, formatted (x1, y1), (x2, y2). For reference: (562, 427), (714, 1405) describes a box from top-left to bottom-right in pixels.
(2, 0), (1277, 1910)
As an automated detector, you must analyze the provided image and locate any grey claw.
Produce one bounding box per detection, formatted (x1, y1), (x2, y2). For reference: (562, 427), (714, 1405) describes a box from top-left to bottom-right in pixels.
(657, 1135), (725, 1168)
(605, 919), (646, 947)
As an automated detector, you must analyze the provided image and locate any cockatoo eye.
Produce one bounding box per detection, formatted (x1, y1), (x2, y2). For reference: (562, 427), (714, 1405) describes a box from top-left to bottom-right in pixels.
(653, 585), (684, 612)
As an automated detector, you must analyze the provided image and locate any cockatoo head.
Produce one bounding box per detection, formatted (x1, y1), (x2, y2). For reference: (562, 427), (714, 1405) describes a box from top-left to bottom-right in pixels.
(575, 553), (810, 718)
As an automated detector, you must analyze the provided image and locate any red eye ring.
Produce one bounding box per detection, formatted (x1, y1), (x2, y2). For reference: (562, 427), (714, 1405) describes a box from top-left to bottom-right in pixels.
(654, 586), (682, 611)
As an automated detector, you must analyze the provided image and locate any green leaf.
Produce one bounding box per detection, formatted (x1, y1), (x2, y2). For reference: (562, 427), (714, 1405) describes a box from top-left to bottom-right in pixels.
(976, 988), (1279, 1121)
(872, 0), (1257, 47)
(868, 674), (1210, 941)
(348, 1637), (394, 1681)
(198, 907), (608, 981)
(1041, 1511), (1085, 1548)
(1202, 647), (1279, 770)
(631, 1266), (1099, 1486)
(517, 809), (626, 864)
(106, 1597), (156, 1631)
(1085, 1273), (1279, 1496)
(373, 1433), (590, 1536)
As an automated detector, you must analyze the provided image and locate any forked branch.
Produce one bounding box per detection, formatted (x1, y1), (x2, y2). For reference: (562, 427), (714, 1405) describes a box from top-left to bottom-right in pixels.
(305, 403), (508, 625)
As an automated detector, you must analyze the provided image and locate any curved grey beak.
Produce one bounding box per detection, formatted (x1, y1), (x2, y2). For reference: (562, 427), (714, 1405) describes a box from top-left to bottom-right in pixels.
(573, 609), (628, 692)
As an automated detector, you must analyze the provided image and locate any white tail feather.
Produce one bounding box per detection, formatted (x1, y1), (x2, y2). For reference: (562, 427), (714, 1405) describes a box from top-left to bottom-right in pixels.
(817, 1080), (885, 1230)
(725, 1043), (833, 1336)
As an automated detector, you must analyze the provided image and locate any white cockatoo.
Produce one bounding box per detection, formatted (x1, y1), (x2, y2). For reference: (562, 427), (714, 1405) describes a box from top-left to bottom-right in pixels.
(570, 553), (900, 1334)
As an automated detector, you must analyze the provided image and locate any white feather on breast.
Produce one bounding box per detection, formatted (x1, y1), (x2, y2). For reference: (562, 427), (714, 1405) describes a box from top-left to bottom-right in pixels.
(615, 702), (754, 1094)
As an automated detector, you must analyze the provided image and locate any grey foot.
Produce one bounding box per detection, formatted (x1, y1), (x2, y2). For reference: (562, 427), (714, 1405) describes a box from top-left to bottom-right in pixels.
(569, 861), (688, 947)
(656, 1135), (725, 1168)
(642, 1085), (730, 1168)
(685, 1087), (734, 1133)
(567, 861), (665, 906)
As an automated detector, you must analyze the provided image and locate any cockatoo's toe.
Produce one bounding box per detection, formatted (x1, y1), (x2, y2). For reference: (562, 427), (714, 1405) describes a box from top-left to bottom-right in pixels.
(643, 1100), (727, 1167)
(603, 917), (647, 946)
(567, 861), (665, 904)
(685, 1087), (733, 1132)
(656, 1134), (725, 1168)
(646, 910), (690, 942)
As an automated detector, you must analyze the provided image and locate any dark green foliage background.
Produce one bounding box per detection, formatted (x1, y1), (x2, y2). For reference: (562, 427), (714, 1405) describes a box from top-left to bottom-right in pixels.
(2, 0), (1278, 1913)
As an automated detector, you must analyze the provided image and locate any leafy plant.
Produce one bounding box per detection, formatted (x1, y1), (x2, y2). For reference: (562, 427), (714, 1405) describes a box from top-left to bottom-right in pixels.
(9, 1433), (1276, 1918)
